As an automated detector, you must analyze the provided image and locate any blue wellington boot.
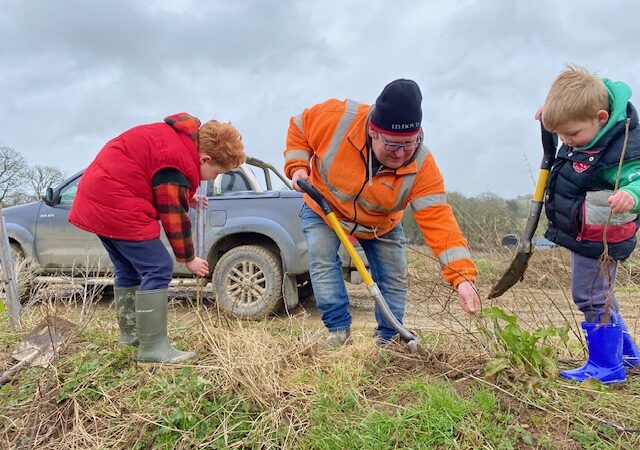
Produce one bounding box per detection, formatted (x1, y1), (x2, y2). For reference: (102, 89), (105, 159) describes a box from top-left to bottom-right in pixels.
(560, 318), (626, 384)
(616, 314), (640, 368)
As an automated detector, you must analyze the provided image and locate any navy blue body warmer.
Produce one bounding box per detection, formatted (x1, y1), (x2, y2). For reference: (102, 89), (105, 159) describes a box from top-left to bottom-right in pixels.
(544, 103), (640, 260)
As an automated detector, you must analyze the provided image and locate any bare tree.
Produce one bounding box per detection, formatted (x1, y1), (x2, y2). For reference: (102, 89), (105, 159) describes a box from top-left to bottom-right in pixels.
(0, 146), (28, 206)
(3, 191), (34, 206)
(27, 165), (65, 200)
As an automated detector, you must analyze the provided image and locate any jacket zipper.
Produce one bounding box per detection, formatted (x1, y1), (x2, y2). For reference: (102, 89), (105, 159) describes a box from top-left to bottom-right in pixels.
(350, 150), (370, 234)
(575, 202), (584, 241)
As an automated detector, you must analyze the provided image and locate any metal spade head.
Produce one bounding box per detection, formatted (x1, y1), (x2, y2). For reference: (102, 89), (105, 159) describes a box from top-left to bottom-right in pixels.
(11, 316), (75, 367)
(488, 252), (532, 299)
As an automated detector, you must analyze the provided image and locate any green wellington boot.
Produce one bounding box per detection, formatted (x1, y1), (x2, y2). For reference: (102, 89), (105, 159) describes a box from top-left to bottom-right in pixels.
(135, 289), (196, 368)
(114, 286), (139, 345)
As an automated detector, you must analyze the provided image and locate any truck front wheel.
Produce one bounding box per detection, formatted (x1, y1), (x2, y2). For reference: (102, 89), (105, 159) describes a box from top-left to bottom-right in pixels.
(9, 243), (36, 304)
(213, 245), (283, 320)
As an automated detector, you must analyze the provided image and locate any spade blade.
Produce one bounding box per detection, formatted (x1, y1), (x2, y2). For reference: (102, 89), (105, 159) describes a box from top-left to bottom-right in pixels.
(488, 251), (532, 299)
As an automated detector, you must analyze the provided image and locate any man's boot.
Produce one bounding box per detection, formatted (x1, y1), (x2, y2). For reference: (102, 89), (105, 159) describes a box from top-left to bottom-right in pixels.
(135, 289), (196, 367)
(115, 286), (139, 345)
(325, 327), (351, 349)
(560, 318), (626, 384)
(616, 313), (640, 368)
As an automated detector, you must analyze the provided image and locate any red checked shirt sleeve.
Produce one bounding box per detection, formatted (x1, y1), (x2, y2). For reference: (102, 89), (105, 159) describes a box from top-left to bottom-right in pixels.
(152, 171), (194, 263)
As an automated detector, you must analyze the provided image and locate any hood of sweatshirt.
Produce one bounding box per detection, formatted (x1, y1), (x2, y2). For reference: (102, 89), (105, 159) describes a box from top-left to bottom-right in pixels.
(577, 79), (631, 150)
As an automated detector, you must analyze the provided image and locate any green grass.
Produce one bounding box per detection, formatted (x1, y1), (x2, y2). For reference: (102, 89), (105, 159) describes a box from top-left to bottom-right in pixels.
(300, 378), (520, 449)
(133, 370), (259, 450)
(2, 300), (640, 449)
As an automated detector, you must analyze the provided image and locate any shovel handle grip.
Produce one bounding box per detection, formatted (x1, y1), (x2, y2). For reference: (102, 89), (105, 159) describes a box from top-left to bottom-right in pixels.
(297, 179), (333, 215)
(523, 123), (558, 246)
(532, 123), (557, 203)
(540, 121), (557, 170)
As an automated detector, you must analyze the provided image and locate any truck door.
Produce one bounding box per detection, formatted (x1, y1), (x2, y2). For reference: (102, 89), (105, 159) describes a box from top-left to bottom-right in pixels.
(34, 174), (110, 273)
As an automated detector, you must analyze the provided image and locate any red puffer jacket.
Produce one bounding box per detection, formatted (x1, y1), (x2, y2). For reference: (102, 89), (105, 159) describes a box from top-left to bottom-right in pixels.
(69, 117), (201, 240)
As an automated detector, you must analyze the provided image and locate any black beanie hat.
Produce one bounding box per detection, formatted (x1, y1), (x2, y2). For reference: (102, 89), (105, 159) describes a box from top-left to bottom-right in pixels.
(370, 79), (422, 136)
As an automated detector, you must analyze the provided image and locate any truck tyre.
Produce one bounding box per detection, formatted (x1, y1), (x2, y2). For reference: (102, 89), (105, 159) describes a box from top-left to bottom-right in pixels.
(9, 243), (36, 304)
(213, 245), (283, 320)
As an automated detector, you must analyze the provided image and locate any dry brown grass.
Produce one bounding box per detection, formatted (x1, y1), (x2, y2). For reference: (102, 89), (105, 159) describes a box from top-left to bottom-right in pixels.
(2, 245), (640, 448)
(1, 302), (464, 449)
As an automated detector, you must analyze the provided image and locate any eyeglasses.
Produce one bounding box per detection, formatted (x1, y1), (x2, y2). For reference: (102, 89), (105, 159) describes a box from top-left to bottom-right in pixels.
(377, 132), (422, 153)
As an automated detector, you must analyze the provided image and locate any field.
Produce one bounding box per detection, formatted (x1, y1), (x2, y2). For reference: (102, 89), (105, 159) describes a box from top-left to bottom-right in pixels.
(2, 246), (640, 449)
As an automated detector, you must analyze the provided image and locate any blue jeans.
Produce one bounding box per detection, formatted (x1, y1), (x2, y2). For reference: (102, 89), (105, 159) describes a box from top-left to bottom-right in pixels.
(99, 237), (174, 291)
(300, 204), (408, 341)
(571, 252), (619, 322)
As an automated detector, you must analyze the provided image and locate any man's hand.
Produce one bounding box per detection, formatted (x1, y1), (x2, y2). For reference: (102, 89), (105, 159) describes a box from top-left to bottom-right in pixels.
(291, 169), (309, 192)
(457, 281), (481, 314)
(186, 257), (209, 277)
(608, 190), (636, 215)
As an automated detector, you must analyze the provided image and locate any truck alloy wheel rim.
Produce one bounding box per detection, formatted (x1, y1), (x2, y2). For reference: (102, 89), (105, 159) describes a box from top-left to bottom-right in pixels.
(225, 261), (267, 305)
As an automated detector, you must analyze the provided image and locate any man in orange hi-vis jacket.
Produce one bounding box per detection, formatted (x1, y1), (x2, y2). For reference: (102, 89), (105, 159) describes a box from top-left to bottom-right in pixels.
(284, 79), (480, 348)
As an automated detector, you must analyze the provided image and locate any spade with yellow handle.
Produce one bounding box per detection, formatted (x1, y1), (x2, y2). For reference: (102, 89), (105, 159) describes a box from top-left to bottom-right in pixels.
(489, 122), (558, 299)
(297, 179), (420, 353)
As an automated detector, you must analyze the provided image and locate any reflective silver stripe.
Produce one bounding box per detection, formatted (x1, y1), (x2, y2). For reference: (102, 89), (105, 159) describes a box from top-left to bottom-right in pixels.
(413, 145), (430, 166)
(339, 219), (374, 235)
(385, 146), (431, 211)
(357, 198), (397, 213)
(284, 149), (311, 163)
(319, 100), (360, 182)
(293, 113), (304, 134)
(330, 187), (356, 203)
(410, 193), (447, 212)
(437, 247), (471, 265)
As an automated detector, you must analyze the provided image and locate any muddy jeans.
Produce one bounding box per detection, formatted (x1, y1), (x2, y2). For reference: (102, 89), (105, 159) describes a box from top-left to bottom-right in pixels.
(571, 251), (619, 323)
(300, 204), (408, 342)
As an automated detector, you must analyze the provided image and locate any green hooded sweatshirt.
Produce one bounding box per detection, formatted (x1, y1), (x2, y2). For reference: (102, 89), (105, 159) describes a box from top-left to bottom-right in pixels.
(588, 79), (640, 214)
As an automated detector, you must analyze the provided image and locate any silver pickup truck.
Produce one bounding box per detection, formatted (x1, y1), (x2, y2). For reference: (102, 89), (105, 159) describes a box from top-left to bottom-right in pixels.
(2, 158), (363, 319)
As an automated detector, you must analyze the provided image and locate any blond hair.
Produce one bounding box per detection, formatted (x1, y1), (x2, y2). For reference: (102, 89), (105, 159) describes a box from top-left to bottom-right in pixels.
(198, 120), (245, 170)
(542, 64), (609, 131)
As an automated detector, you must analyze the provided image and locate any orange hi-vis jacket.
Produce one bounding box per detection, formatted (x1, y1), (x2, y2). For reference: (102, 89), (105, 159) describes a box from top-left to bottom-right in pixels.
(284, 98), (477, 287)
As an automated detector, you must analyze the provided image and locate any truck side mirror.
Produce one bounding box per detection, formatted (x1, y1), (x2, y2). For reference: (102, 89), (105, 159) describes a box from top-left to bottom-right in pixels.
(44, 187), (54, 206)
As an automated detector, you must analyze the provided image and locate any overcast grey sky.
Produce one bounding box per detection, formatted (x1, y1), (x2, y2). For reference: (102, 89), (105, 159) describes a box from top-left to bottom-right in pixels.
(1, 0), (639, 198)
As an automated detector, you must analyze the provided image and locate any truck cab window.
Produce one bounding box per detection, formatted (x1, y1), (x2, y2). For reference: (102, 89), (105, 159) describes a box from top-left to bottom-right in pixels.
(221, 171), (251, 193)
(59, 178), (80, 206)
